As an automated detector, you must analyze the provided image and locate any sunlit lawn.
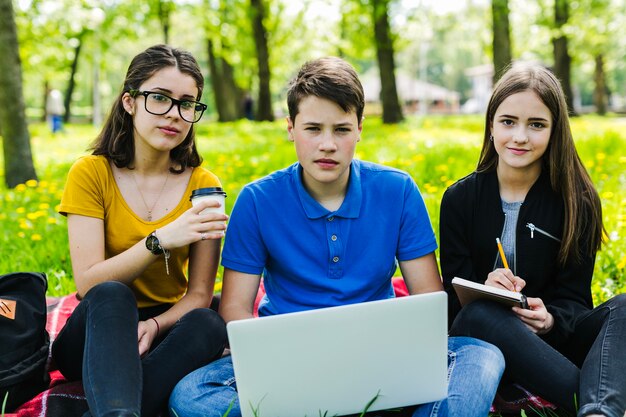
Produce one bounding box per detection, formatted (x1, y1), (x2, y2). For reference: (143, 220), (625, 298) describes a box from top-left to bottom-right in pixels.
(1, 114), (626, 302)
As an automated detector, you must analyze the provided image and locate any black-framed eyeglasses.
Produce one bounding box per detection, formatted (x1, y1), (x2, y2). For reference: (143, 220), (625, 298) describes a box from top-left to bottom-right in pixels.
(129, 90), (207, 123)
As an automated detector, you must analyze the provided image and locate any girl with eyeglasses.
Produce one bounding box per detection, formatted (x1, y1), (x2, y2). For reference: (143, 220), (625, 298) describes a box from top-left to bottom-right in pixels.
(52, 44), (227, 416)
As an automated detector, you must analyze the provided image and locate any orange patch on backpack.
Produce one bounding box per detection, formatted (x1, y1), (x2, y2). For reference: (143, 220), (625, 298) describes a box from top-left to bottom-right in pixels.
(0, 298), (16, 320)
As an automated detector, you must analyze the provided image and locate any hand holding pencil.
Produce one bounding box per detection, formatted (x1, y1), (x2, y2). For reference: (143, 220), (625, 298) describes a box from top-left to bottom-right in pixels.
(488, 238), (525, 292)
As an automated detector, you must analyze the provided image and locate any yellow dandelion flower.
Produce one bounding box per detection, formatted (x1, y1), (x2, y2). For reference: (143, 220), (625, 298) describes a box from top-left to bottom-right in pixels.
(38, 203), (50, 210)
(39, 180), (49, 188)
(31, 234), (42, 241)
(16, 207), (26, 213)
(619, 156), (626, 164)
(601, 192), (614, 200)
(15, 184), (27, 192)
(214, 281), (223, 293)
(596, 153), (606, 161)
(27, 212), (38, 220)
(618, 255), (626, 270)
(26, 179), (38, 187)
(47, 217), (58, 224)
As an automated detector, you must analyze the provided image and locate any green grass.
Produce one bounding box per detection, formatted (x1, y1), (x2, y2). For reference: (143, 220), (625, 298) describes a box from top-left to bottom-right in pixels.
(1, 115), (626, 306)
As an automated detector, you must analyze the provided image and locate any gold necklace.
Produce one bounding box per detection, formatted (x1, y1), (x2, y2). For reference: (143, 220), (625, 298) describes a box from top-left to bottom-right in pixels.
(130, 169), (170, 221)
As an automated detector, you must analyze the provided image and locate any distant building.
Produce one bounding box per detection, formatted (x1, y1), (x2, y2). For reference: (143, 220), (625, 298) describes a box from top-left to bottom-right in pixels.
(463, 64), (493, 114)
(361, 71), (460, 115)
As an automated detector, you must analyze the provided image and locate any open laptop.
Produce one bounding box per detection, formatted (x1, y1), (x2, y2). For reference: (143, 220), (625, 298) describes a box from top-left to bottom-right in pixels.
(227, 291), (448, 417)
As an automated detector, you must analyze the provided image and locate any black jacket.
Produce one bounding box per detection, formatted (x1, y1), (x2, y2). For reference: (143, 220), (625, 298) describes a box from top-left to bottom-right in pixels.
(440, 169), (594, 348)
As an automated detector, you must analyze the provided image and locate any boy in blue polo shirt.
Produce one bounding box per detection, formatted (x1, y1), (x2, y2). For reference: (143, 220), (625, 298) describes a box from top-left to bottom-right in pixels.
(170, 57), (504, 417)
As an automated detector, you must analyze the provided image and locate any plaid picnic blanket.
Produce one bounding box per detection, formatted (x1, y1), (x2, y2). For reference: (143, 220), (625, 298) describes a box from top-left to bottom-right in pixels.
(11, 280), (557, 416)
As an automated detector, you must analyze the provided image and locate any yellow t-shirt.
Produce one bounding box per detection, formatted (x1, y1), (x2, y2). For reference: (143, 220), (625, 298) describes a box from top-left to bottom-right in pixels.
(59, 155), (222, 308)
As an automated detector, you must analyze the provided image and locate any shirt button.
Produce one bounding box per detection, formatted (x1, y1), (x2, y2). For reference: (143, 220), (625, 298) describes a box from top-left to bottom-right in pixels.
(332, 256), (339, 263)
(331, 235), (337, 241)
(327, 216), (334, 222)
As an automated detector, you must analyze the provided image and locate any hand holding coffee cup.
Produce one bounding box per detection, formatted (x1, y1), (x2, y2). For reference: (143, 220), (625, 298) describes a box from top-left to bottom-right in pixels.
(190, 187), (227, 215)
(191, 187), (228, 241)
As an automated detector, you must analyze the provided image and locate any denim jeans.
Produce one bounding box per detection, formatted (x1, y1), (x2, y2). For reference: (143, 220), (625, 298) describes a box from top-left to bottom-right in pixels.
(168, 336), (504, 417)
(51, 281), (227, 417)
(449, 295), (626, 417)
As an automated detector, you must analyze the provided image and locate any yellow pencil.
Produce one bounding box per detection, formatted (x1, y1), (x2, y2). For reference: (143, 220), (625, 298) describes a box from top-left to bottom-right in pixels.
(496, 237), (510, 270)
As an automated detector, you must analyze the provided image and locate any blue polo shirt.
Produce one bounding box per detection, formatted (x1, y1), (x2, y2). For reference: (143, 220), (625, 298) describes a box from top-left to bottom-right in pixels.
(221, 160), (437, 316)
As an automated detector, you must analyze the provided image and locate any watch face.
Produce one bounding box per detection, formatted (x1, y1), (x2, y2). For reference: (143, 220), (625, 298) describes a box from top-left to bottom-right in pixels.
(146, 234), (163, 255)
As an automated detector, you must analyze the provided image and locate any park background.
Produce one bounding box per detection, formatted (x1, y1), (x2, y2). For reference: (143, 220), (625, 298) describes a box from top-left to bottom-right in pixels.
(1, 0), (625, 302)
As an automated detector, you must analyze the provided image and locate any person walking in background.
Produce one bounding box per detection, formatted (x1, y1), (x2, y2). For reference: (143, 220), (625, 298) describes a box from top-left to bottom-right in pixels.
(170, 56), (504, 417)
(46, 88), (65, 134)
(440, 64), (626, 417)
(51, 44), (227, 417)
(243, 92), (254, 120)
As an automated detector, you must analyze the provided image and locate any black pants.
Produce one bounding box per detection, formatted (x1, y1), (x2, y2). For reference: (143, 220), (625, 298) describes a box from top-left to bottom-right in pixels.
(51, 281), (227, 417)
(449, 295), (626, 417)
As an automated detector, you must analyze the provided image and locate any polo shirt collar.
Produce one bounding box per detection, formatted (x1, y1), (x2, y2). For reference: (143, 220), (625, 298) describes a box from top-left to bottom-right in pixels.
(294, 160), (362, 220)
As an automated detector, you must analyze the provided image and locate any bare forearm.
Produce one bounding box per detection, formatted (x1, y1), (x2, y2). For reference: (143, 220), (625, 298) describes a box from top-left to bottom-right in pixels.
(73, 238), (158, 297)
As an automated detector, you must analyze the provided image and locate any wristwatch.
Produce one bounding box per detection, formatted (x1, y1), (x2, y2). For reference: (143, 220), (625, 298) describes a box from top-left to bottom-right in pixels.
(145, 231), (164, 255)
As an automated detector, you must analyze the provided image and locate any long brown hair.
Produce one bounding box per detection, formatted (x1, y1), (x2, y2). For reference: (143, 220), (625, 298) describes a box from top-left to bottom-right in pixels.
(477, 64), (604, 264)
(90, 44), (203, 173)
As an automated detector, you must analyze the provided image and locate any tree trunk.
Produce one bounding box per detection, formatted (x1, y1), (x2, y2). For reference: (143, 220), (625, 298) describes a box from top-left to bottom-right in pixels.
(594, 54), (607, 115)
(250, 0), (274, 121)
(492, 0), (512, 82)
(64, 38), (82, 123)
(158, 0), (171, 44)
(207, 39), (244, 122)
(208, 39), (227, 121)
(552, 0), (576, 115)
(372, 0), (403, 124)
(0, 0), (38, 187)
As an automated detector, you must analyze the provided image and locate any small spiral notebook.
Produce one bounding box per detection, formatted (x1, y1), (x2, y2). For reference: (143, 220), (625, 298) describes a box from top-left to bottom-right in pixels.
(452, 277), (529, 309)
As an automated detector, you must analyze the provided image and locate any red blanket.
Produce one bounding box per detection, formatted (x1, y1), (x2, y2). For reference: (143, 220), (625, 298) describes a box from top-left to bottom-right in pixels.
(12, 280), (556, 416)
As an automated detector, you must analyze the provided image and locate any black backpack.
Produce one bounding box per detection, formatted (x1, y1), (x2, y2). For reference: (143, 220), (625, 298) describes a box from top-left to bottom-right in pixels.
(0, 272), (50, 412)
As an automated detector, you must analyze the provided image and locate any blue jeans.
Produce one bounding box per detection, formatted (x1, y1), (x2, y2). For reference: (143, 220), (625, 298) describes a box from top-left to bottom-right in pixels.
(169, 336), (503, 417)
(450, 295), (626, 417)
(51, 281), (227, 417)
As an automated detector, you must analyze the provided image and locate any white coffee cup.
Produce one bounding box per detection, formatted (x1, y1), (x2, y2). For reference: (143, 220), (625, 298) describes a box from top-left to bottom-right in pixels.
(190, 187), (227, 215)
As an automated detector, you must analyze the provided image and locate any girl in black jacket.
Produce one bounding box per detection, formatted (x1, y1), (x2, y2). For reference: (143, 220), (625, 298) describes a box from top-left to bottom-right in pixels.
(440, 64), (626, 417)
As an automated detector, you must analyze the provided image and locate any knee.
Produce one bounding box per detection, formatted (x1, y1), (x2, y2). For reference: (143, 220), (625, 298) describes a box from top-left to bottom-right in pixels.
(451, 336), (505, 381)
(450, 300), (507, 336)
(177, 308), (227, 352)
(84, 281), (134, 303)
(169, 358), (237, 417)
(608, 293), (626, 312)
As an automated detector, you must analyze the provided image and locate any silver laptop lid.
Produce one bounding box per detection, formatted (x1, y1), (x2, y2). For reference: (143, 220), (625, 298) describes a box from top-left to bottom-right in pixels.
(227, 291), (448, 417)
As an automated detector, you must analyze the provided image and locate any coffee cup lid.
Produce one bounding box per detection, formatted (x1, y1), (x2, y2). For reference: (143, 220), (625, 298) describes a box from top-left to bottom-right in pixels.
(190, 187), (227, 200)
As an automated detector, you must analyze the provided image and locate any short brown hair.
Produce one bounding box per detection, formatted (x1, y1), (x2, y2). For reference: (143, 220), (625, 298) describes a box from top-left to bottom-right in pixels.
(287, 57), (365, 123)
